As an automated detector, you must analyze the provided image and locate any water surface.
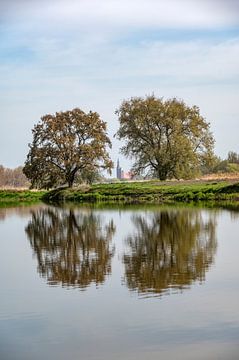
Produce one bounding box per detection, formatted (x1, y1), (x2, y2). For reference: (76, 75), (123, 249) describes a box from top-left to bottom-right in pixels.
(0, 204), (239, 359)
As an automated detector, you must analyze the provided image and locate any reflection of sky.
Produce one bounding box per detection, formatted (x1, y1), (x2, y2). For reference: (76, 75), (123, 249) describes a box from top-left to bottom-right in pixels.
(0, 1), (239, 170)
(0, 205), (239, 360)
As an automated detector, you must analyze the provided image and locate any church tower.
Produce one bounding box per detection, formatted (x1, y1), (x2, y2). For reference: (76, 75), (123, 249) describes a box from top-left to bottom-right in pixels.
(116, 159), (122, 179)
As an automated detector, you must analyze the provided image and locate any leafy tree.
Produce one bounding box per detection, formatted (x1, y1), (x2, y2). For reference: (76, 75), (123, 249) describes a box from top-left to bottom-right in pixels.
(75, 167), (105, 185)
(0, 165), (4, 187)
(207, 157), (239, 174)
(200, 154), (221, 175)
(0, 165), (29, 188)
(23, 108), (113, 188)
(116, 95), (215, 180)
(227, 151), (239, 164)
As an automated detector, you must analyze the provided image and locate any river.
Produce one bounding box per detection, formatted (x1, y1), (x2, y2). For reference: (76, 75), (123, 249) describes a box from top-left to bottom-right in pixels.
(0, 204), (239, 359)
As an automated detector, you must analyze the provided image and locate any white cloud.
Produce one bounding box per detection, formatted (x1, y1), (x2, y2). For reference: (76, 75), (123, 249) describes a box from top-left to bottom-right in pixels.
(1, 0), (239, 167)
(2, 34), (238, 85)
(2, 0), (239, 30)
(1, 33), (239, 166)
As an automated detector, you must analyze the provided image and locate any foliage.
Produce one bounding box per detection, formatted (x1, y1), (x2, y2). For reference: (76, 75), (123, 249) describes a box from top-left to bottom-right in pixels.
(227, 151), (239, 164)
(23, 108), (113, 189)
(211, 159), (239, 174)
(75, 168), (105, 185)
(228, 163), (239, 172)
(0, 165), (29, 188)
(200, 154), (221, 175)
(201, 151), (239, 175)
(115, 95), (215, 180)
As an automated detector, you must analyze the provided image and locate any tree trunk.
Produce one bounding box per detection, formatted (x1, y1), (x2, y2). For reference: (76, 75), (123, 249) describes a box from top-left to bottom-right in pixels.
(157, 168), (167, 181)
(67, 168), (78, 188)
(68, 178), (74, 188)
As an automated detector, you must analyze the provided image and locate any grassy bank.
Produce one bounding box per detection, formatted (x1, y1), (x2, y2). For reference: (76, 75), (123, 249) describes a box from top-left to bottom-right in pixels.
(0, 189), (46, 206)
(42, 180), (239, 204)
(1, 181), (239, 206)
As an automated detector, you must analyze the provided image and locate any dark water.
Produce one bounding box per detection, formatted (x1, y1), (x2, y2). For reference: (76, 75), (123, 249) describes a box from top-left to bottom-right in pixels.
(0, 204), (239, 359)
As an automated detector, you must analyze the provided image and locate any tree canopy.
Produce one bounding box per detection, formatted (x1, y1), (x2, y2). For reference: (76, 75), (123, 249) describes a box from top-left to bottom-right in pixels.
(116, 95), (215, 180)
(23, 108), (113, 188)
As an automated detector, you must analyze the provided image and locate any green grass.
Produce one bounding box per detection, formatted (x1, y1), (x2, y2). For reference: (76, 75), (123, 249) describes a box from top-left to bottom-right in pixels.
(1, 181), (239, 206)
(42, 180), (239, 204)
(0, 189), (47, 204)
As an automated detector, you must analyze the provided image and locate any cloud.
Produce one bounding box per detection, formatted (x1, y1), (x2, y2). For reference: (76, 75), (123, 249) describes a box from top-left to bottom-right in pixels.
(1, 34), (238, 134)
(2, 34), (238, 87)
(0, 0), (239, 167)
(215, 0), (239, 13)
(1, 0), (239, 30)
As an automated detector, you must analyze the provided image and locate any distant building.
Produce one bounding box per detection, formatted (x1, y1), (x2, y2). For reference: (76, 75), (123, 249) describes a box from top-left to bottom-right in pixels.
(116, 159), (123, 179)
(122, 171), (132, 180)
(116, 159), (133, 180)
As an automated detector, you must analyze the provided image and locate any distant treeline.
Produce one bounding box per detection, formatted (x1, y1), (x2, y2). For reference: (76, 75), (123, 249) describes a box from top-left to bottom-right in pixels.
(1, 151), (239, 189)
(209, 151), (239, 174)
(0, 165), (29, 188)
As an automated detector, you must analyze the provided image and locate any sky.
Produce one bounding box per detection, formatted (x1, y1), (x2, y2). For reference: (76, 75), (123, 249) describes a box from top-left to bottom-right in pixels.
(0, 0), (239, 172)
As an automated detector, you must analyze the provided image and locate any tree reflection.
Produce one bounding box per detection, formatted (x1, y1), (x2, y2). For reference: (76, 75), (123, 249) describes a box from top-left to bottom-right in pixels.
(123, 209), (217, 297)
(25, 207), (115, 289)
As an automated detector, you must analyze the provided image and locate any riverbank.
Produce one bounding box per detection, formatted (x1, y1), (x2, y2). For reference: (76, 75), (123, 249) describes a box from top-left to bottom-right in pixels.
(0, 189), (46, 206)
(1, 180), (239, 205)
(43, 180), (239, 203)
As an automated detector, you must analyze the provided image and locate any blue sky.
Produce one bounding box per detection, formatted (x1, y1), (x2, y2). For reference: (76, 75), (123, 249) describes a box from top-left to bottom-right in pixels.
(1, 0), (239, 172)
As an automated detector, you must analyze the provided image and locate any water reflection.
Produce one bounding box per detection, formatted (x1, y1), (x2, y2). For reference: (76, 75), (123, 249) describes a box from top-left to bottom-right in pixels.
(123, 209), (217, 297)
(0, 204), (45, 221)
(25, 207), (115, 289)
